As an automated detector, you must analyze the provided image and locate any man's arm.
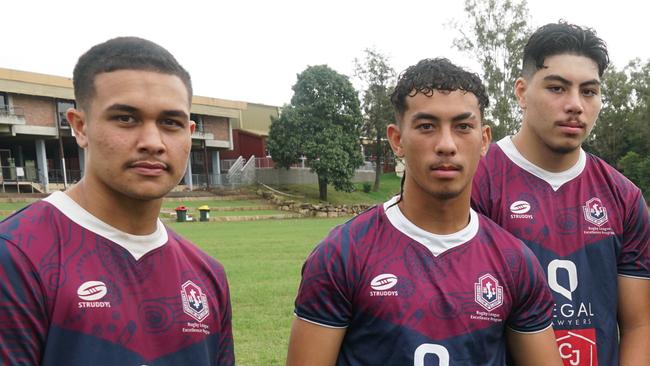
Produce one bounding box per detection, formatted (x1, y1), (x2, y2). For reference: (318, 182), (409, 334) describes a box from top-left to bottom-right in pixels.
(618, 276), (650, 366)
(286, 318), (346, 366)
(507, 327), (562, 366)
(0, 237), (48, 364)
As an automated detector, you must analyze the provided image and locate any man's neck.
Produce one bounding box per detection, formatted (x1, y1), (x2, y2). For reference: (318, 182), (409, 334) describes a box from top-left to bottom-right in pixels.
(511, 131), (581, 172)
(65, 179), (162, 235)
(398, 185), (471, 235)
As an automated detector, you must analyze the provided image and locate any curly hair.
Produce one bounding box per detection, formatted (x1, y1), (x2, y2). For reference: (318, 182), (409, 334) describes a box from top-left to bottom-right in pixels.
(390, 58), (489, 120)
(73, 37), (192, 110)
(522, 21), (609, 78)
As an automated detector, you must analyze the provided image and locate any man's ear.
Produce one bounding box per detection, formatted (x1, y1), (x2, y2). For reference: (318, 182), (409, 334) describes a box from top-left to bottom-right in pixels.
(480, 124), (492, 156)
(386, 122), (403, 158)
(514, 77), (528, 110)
(67, 108), (88, 149)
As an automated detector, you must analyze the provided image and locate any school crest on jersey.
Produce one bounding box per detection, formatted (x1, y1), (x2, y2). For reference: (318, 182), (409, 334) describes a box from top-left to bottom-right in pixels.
(181, 280), (210, 322)
(582, 197), (608, 227)
(474, 274), (503, 311)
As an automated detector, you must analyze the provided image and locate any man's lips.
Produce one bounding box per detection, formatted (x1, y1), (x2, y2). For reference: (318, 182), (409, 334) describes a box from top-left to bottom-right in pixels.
(556, 119), (586, 133)
(129, 161), (169, 175)
(430, 163), (462, 178)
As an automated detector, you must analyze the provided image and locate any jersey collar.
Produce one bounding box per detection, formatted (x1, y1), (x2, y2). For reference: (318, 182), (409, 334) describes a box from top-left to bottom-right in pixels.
(382, 196), (479, 257)
(497, 136), (586, 191)
(43, 191), (168, 260)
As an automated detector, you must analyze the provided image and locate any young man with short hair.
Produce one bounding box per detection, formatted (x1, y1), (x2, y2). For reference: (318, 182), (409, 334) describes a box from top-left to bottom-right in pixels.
(472, 22), (650, 365)
(0, 37), (234, 365)
(287, 58), (562, 365)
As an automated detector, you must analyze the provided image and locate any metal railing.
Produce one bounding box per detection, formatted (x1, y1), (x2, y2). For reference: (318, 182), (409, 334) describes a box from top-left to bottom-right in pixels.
(48, 169), (82, 184)
(0, 105), (25, 117)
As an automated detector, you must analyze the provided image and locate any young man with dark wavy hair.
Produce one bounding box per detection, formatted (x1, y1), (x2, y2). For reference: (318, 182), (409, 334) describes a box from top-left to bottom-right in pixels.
(0, 37), (234, 365)
(287, 58), (561, 366)
(472, 22), (650, 366)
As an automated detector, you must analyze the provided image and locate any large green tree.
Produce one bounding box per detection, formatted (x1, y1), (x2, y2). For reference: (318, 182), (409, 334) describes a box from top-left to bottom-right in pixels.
(452, 0), (531, 140)
(267, 65), (363, 201)
(354, 48), (396, 192)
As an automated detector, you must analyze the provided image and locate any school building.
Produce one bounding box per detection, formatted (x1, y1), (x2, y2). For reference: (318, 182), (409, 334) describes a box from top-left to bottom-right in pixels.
(0, 67), (279, 193)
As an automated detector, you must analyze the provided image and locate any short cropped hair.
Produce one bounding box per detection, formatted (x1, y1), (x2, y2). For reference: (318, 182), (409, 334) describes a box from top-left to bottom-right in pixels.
(390, 58), (489, 120)
(522, 22), (609, 78)
(72, 37), (192, 109)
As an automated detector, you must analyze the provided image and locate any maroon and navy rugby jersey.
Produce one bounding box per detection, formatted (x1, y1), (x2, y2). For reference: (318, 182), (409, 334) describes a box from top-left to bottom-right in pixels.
(0, 191), (234, 365)
(472, 137), (650, 366)
(294, 196), (554, 365)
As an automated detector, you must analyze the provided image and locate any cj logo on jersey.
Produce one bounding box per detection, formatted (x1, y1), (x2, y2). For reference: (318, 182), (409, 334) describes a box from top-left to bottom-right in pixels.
(555, 329), (599, 366)
(369, 273), (398, 296)
(181, 280), (210, 322)
(77, 281), (111, 308)
(474, 274), (503, 311)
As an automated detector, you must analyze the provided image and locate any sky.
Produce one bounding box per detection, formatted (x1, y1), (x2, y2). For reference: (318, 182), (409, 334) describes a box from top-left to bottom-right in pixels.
(2, 0), (648, 107)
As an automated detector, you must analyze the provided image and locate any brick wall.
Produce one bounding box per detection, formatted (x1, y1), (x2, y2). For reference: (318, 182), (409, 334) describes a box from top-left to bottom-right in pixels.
(11, 94), (56, 127)
(202, 115), (229, 141)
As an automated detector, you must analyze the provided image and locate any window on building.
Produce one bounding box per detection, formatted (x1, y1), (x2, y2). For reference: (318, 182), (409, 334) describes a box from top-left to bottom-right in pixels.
(57, 100), (75, 128)
(190, 113), (204, 133)
(0, 93), (7, 113)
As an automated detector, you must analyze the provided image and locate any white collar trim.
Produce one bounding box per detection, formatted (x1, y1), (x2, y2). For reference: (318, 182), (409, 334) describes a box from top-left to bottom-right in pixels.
(497, 136), (586, 191)
(43, 191), (168, 260)
(382, 196), (479, 257)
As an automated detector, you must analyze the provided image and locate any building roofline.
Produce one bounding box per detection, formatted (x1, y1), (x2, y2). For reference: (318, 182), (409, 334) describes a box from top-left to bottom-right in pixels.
(0, 67), (261, 111)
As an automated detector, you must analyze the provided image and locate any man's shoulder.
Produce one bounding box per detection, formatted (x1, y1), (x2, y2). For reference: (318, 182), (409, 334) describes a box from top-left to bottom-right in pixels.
(476, 213), (530, 250)
(320, 204), (384, 246)
(164, 227), (226, 274)
(0, 200), (60, 242)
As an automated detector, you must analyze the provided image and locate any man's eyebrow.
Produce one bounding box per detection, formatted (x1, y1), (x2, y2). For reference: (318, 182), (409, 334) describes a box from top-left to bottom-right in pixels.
(104, 104), (189, 119)
(451, 112), (474, 122)
(543, 74), (572, 85)
(409, 111), (476, 124)
(105, 103), (139, 113)
(410, 112), (439, 123)
(160, 110), (189, 119)
(543, 74), (601, 88)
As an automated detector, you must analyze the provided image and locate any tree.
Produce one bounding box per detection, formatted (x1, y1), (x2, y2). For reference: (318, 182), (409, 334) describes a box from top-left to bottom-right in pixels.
(584, 65), (635, 165)
(585, 59), (650, 165)
(618, 151), (650, 200)
(452, 0), (531, 140)
(267, 65), (363, 201)
(354, 48), (396, 192)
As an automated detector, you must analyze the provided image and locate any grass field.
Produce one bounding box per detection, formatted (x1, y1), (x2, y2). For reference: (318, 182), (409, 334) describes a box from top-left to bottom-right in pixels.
(270, 172), (402, 205)
(168, 218), (349, 365)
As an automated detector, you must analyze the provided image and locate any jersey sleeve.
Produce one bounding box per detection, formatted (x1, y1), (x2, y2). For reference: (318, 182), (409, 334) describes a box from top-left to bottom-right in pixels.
(216, 269), (235, 366)
(618, 191), (650, 278)
(293, 227), (354, 328)
(507, 244), (555, 333)
(0, 236), (49, 365)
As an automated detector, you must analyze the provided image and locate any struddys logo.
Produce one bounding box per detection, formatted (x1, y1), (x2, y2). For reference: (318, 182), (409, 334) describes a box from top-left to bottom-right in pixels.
(474, 274), (503, 311)
(369, 273), (399, 296)
(77, 281), (111, 308)
(555, 328), (598, 366)
(582, 198), (607, 227)
(181, 280), (210, 322)
(509, 200), (533, 220)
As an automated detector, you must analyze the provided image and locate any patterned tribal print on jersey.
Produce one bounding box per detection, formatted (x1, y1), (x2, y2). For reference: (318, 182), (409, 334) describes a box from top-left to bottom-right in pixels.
(294, 197), (554, 365)
(472, 137), (650, 366)
(0, 192), (234, 365)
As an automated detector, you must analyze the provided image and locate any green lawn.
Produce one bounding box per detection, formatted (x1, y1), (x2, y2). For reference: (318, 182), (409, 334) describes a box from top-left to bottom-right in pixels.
(269, 172), (402, 205)
(168, 218), (348, 366)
